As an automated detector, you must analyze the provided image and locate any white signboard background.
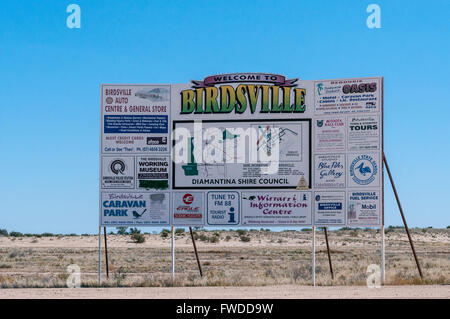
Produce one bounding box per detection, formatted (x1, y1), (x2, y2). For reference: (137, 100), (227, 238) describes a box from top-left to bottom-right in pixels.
(100, 76), (383, 227)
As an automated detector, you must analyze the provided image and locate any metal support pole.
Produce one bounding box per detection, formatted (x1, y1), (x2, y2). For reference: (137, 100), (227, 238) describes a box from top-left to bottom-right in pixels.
(383, 154), (423, 279)
(312, 226), (316, 286)
(324, 227), (334, 280)
(103, 227), (109, 279)
(171, 226), (175, 285)
(381, 224), (385, 283)
(98, 226), (102, 285)
(189, 227), (203, 277)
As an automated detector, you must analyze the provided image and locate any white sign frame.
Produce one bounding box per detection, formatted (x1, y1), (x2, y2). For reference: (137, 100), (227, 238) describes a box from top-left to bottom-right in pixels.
(99, 76), (383, 228)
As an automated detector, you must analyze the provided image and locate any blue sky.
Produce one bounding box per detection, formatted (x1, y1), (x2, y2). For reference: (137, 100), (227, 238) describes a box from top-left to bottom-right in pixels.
(0, 0), (449, 234)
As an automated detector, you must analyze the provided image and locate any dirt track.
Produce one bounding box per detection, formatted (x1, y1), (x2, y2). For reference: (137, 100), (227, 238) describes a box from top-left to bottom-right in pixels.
(0, 285), (448, 299)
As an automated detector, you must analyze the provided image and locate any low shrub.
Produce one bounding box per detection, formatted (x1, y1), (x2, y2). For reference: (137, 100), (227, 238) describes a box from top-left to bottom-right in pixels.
(175, 228), (185, 235)
(114, 267), (127, 287)
(209, 236), (219, 243)
(240, 235), (251, 242)
(9, 231), (23, 237)
(8, 249), (23, 258)
(129, 227), (140, 235)
(41, 233), (54, 237)
(161, 229), (170, 238)
(236, 229), (246, 236)
(131, 233), (145, 244)
(198, 233), (219, 243)
(116, 227), (128, 235)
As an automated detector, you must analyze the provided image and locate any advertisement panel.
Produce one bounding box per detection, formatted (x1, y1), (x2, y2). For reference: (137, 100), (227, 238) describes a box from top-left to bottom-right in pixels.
(136, 155), (170, 190)
(347, 153), (381, 188)
(172, 192), (205, 225)
(347, 115), (380, 151)
(101, 156), (135, 189)
(314, 117), (346, 152)
(100, 192), (170, 226)
(314, 191), (345, 225)
(101, 85), (170, 154)
(314, 153), (345, 188)
(347, 190), (381, 226)
(241, 191), (312, 226)
(206, 192), (240, 226)
(314, 77), (381, 115)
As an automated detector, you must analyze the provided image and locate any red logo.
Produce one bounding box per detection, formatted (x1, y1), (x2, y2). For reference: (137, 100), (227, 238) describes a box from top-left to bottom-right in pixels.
(183, 193), (194, 205)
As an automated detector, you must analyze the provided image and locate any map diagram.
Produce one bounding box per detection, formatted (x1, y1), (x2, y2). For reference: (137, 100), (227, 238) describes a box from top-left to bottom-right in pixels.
(182, 127), (240, 178)
(252, 123), (302, 162)
(181, 122), (303, 179)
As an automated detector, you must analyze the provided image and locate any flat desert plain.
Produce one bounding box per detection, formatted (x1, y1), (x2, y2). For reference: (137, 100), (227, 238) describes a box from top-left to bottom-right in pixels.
(0, 228), (448, 298)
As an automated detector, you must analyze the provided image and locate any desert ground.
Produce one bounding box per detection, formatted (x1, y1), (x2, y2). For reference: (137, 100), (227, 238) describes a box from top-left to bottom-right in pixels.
(1, 285), (449, 299)
(0, 227), (448, 298)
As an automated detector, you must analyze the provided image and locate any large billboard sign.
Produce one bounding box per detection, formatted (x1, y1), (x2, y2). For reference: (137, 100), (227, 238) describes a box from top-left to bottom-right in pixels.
(100, 73), (383, 227)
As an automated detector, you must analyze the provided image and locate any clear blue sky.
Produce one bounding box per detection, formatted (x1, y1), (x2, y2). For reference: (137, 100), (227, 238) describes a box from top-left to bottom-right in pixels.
(0, 0), (449, 234)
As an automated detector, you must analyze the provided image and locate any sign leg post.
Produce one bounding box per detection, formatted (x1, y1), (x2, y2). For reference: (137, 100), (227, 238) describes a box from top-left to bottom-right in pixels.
(381, 224), (385, 283)
(103, 227), (109, 279)
(312, 226), (316, 286)
(189, 227), (203, 277)
(98, 226), (102, 285)
(171, 226), (175, 285)
(383, 154), (423, 279)
(324, 227), (334, 280)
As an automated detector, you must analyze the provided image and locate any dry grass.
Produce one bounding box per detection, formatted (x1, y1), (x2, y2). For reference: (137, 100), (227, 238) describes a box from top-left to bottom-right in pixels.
(0, 228), (448, 288)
